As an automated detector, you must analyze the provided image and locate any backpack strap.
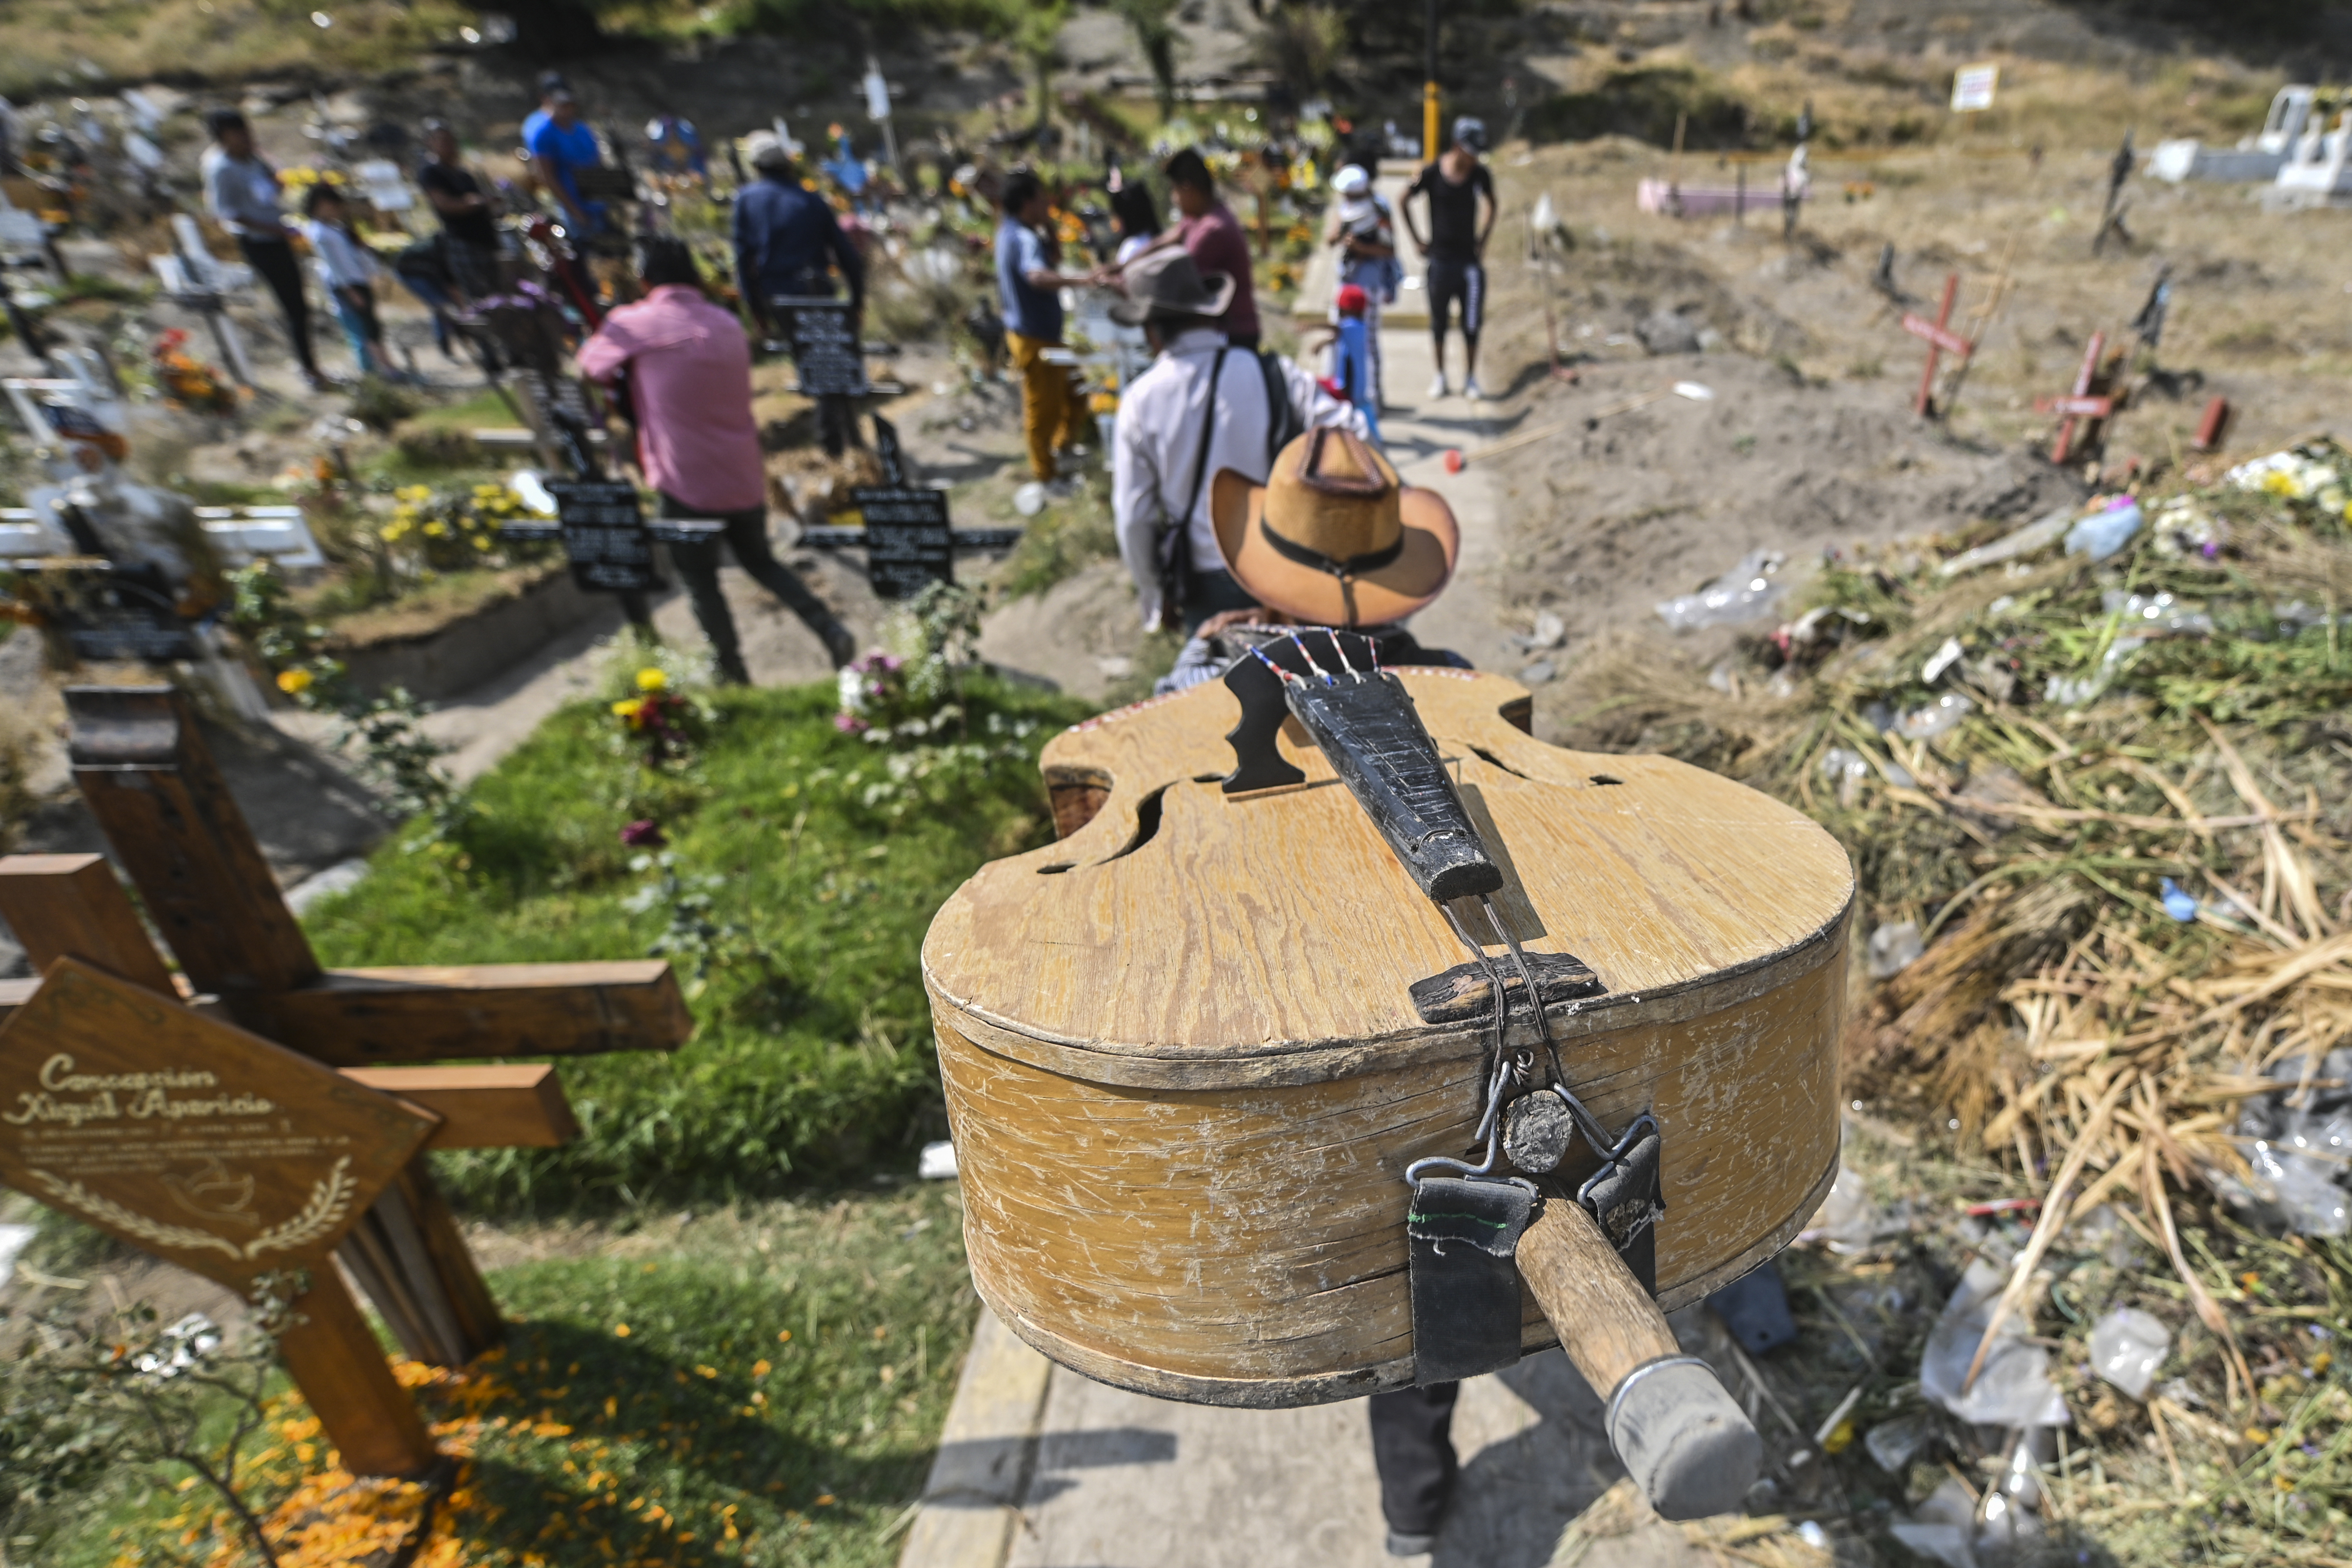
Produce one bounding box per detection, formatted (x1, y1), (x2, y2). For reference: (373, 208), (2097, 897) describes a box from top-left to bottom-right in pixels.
(1158, 345), (1228, 626)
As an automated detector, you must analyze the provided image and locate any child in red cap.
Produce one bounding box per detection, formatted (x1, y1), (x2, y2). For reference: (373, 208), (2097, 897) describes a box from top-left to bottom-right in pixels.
(1327, 283), (1383, 444)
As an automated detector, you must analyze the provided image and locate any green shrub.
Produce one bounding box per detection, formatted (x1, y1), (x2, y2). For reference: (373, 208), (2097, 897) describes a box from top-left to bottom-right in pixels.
(301, 676), (1089, 1213)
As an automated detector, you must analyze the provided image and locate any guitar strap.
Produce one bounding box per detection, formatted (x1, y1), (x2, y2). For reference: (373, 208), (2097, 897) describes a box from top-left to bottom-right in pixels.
(1224, 628), (1671, 1380)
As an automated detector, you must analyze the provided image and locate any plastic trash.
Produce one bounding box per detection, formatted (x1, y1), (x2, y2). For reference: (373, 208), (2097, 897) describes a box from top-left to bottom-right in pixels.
(2246, 1141), (2349, 1236)
(1706, 1258), (1798, 1354)
(1820, 746), (1869, 808)
(1892, 1478), (1980, 1568)
(2089, 1307), (2171, 1399)
(1519, 660), (1557, 686)
(1869, 921), (1925, 979)
(1671, 381), (1715, 401)
(1655, 549), (1787, 631)
(918, 1140), (959, 1180)
(2281, 1111), (2352, 1160)
(2159, 878), (2199, 923)
(1921, 636), (1965, 684)
(1013, 481), (1048, 517)
(1918, 1258), (2071, 1427)
(1936, 508), (2072, 579)
(1864, 1413), (1934, 1473)
(1804, 1164), (1886, 1254)
(1895, 692), (1975, 740)
(1978, 1427), (2052, 1555)
(2064, 497), (2142, 562)
(2100, 589), (2214, 635)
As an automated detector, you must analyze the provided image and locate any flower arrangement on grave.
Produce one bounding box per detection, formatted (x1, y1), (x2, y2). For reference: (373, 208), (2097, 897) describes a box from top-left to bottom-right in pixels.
(610, 666), (700, 762)
(150, 329), (237, 415)
(376, 482), (541, 577)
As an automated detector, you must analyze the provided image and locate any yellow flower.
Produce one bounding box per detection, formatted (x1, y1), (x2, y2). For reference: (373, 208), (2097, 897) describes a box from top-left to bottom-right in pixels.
(472, 535), (493, 551)
(396, 484), (433, 503)
(423, 521), (449, 537)
(612, 698), (644, 719)
(613, 1324), (631, 1337)
(636, 667), (667, 692)
(276, 668), (314, 695)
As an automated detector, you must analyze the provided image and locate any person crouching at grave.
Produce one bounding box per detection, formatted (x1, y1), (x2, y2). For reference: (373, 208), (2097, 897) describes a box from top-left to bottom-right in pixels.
(579, 237), (858, 680)
(995, 170), (1092, 492)
(1108, 247), (1367, 635)
(301, 184), (395, 383)
(201, 109), (325, 391)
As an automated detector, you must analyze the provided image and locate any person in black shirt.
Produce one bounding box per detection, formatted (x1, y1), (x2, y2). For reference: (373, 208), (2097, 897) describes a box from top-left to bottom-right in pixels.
(417, 119), (500, 298)
(1402, 117), (1498, 402)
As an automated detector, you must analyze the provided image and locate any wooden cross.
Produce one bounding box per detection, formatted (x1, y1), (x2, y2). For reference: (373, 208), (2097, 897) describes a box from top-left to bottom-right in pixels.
(2035, 330), (2125, 465)
(0, 685), (692, 1476)
(1900, 272), (1975, 419)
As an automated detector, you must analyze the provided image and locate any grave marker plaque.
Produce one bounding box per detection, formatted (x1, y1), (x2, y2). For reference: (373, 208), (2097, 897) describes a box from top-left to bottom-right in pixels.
(851, 484), (955, 599)
(772, 296), (869, 396)
(21, 563), (200, 662)
(546, 479), (662, 593)
(0, 959), (434, 1286)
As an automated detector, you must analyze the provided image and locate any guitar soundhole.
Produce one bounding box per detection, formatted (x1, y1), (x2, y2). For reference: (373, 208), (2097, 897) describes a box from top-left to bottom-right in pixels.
(1589, 775), (1624, 786)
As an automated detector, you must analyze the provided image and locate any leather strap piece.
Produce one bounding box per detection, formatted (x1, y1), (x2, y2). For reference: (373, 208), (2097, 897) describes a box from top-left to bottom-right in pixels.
(1258, 518), (1406, 579)
(1406, 1175), (1534, 1385)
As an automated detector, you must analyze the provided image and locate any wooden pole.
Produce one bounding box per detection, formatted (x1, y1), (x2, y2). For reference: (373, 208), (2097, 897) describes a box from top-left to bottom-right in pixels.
(270, 1268), (442, 1478)
(1516, 1196), (1761, 1521)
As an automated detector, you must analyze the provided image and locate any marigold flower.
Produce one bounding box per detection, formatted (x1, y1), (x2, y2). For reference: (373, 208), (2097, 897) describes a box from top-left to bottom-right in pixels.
(276, 668), (314, 695)
(636, 667), (667, 691)
(612, 698), (644, 720)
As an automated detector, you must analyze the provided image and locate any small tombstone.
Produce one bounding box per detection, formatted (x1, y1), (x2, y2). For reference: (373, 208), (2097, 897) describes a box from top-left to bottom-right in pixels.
(543, 478), (662, 593)
(772, 296), (869, 397)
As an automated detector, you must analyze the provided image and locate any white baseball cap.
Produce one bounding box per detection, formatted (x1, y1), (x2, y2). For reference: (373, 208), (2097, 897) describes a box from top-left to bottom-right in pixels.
(1331, 163), (1370, 196)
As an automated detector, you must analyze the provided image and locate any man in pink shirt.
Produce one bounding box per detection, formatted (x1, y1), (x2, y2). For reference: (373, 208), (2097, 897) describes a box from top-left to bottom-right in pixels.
(1163, 147), (1260, 348)
(579, 239), (856, 678)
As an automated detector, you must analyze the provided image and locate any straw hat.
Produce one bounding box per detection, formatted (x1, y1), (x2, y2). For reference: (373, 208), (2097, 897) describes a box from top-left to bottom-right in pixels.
(1210, 429), (1458, 627)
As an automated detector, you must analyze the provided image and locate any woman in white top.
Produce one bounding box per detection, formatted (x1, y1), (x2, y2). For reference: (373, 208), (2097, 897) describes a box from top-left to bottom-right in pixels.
(301, 183), (390, 380)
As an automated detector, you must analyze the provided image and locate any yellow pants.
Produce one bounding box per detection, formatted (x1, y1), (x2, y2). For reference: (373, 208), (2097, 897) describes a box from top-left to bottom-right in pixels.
(1007, 329), (1077, 482)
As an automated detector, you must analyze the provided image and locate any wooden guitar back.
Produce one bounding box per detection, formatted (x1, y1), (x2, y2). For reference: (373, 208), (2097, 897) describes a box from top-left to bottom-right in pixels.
(923, 668), (1853, 1407)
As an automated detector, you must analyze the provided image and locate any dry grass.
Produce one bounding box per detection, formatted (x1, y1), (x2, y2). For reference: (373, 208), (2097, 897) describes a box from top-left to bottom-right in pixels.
(0, 0), (472, 97)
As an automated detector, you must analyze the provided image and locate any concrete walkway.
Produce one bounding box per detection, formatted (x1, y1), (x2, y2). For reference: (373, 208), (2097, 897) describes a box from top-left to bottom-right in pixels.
(894, 305), (1720, 1568)
(898, 1307), (1726, 1568)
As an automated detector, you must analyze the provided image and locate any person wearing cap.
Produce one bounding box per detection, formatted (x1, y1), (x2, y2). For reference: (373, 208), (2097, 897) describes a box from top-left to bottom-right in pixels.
(522, 72), (606, 232)
(733, 129), (864, 339)
(1323, 162), (1395, 410)
(1402, 117), (1497, 402)
(578, 237), (857, 681)
(996, 170), (1092, 488)
(1108, 246), (1366, 634)
(200, 109), (325, 389)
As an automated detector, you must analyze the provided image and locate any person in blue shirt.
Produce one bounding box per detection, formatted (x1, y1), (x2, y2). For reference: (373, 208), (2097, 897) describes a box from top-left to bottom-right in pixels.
(733, 130), (863, 335)
(521, 72), (606, 233)
(995, 170), (1087, 486)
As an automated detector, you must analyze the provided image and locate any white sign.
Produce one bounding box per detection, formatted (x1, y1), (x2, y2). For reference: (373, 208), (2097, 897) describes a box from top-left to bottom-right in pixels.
(864, 69), (891, 124)
(1951, 63), (1999, 113)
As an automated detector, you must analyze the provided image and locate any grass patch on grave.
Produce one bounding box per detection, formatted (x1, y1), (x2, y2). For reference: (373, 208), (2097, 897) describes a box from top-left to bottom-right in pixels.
(300, 660), (1089, 1212)
(44, 1184), (974, 1568)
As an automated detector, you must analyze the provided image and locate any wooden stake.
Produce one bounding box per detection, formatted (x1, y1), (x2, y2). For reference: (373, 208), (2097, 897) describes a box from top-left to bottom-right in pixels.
(271, 1267), (441, 1478)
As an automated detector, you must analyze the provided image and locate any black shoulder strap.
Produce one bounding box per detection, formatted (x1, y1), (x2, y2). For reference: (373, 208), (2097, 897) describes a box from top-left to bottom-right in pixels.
(1257, 349), (1302, 468)
(1159, 346), (1228, 621)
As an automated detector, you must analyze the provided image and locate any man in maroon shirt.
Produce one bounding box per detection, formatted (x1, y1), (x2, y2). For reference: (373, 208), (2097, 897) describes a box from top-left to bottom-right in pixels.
(1161, 147), (1261, 349)
(579, 238), (856, 680)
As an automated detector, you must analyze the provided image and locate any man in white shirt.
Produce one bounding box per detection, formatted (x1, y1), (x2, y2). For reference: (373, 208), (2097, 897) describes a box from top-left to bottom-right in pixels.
(1110, 247), (1367, 633)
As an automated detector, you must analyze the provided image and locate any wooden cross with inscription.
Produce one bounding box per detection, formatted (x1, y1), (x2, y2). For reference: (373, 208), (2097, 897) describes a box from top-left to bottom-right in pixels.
(1900, 271), (1976, 419)
(0, 686), (691, 1477)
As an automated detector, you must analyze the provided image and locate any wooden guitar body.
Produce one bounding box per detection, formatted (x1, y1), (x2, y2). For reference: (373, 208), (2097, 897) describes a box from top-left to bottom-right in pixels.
(922, 667), (1852, 1409)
